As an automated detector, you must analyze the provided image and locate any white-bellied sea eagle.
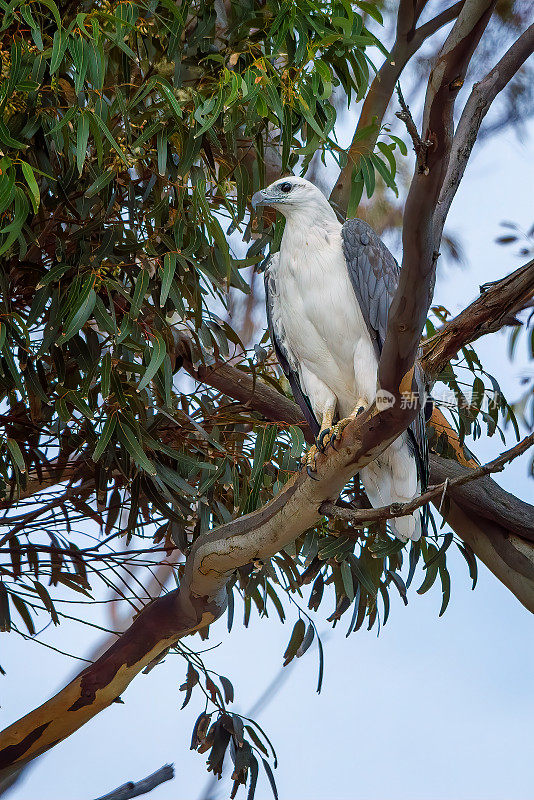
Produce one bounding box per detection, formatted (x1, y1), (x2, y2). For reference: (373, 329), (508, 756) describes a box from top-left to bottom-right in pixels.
(251, 176), (428, 541)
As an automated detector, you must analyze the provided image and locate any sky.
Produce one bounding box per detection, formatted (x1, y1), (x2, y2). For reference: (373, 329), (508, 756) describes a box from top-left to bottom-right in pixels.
(2, 21), (534, 800)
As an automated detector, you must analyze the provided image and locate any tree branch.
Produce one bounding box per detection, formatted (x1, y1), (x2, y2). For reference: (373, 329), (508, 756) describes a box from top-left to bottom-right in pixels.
(435, 495), (534, 614)
(421, 258), (534, 377)
(320, 430), (534, 531)
(395, 85), (433, 156)
(93, 764), (175, 800)
(379, 0), (495, 397)
(0, 384), (419, 774)
(435, 21), (534, 242)
(0, 460), (82, 509)
(329, 0), (466, 216)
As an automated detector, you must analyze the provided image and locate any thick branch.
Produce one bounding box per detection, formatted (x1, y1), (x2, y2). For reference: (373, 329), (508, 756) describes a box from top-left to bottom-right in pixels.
(329, 1), (466, 216)
(421, 259), (534, 377)
(429, 453), (534, 544)
(379, 0), (495, 396)
(0, 386), (417, 775)
(435, 495), (534, 614)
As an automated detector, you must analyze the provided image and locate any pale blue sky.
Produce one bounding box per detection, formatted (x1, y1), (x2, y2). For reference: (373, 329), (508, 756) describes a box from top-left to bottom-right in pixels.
(2, 36), (534, 800)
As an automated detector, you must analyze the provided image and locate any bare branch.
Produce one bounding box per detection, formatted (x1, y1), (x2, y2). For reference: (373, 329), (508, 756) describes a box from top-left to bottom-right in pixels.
(413, 1), (466, 45)
(320, 430), (534, 529)
(436, 22), (534, 241)
(329, 1), (466, 216)
(395, 84), (433, 155)
(421, 258), (534, 376)
(93, 764), (175, 800)
(430, 453), (534, 544)
(0, 460), (82, 509)
(436, 494), (534, 615)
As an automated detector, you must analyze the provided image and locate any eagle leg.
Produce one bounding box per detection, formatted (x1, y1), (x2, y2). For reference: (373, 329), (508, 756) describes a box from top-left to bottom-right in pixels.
(303, 405), (336, 478)
(330, 400), (368, 449)
(315, 405), (337, 454)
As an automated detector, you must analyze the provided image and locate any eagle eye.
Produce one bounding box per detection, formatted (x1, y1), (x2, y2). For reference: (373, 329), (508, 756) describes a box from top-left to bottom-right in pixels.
(280, 182), (292, 193)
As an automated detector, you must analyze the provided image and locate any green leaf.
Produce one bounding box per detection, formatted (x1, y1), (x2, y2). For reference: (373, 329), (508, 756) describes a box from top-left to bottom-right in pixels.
(36, 261), (70, 288)
(20, 161), (40, 212)
(20, 5), (43, 49)
(0, 582), (10, 632)
(0, 121), (26, 149)
(130, 268), (149, 319)
(39, 0), (62, 28)
(117, 421), (157, 475)
(138, 332), (167, 391)
(348, 553), (377, 597)
(76, 114), (90, 176)
(58, 288), (96, 344)
(101, 351), (111, 399)
(438, 563), (451, 617)
(360, 154), (375, 198)
(33, 581), (59, 625)
(370, 152), (397, 193)
(69, 34), (89, 93)
(340, 559), (355, 601)
(50, 28), (69, 74)
(160, 252), (177, 307)
(158, 80), (184, 120)
(283, 618), (306, 666)
(417, 544), (440, 595)
(457, 542), (478, 590)
(90, 112), (127, 164)
(92, 415), (117, 462)
(84, 169), (114, 198)
(11, 594), (35, 635)
(157, 130), (167, 176)
(347, 170), (364, 218)
(296, 623), (315, 658)
(6, 438), (26, 473)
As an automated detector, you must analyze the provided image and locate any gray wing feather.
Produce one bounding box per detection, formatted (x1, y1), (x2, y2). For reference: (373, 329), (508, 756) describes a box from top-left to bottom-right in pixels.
(264, 254), (320, 438)
(341, 218), (429, 497)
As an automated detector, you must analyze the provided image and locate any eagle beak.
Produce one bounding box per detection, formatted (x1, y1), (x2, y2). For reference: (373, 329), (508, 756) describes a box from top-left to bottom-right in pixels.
(251, 189), (268, 210)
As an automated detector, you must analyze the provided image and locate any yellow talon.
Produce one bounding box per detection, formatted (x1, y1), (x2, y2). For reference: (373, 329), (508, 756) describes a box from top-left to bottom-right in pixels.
(304, 445), (320, 479)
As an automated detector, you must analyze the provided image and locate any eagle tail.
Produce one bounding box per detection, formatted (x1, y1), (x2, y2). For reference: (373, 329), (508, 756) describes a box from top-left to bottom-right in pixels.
(360, 460), (423, 542)
(390, 512), (422, 543)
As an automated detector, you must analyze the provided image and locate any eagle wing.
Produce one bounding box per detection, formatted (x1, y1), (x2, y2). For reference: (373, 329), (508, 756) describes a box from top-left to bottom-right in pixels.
(264, 253), (320, 438)
(341, 218), (429, 492)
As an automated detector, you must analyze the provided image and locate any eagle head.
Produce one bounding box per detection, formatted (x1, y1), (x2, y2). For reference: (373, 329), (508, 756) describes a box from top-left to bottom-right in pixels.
(251, 176), (335, 222)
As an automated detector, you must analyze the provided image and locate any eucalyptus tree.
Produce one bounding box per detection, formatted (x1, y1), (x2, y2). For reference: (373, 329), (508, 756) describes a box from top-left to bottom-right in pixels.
(0, 1), (533, 797)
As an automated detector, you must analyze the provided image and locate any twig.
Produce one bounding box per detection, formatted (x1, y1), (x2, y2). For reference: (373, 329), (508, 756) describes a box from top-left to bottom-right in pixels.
(438, 478), (449, 515)
(319, 431), (534, 527)
(92, 764), (175, 800)
(395, 84), (432, 159)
